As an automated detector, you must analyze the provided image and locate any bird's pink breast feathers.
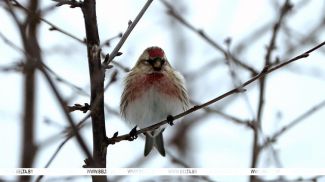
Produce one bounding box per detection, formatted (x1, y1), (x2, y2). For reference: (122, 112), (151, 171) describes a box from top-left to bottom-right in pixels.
(128, 73), (179, 101)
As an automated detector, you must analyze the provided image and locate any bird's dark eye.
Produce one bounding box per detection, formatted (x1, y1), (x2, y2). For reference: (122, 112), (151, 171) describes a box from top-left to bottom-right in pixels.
(144, 58), (165, 66)
(160, 59), (165, 65)
(148, 59), (155, 64)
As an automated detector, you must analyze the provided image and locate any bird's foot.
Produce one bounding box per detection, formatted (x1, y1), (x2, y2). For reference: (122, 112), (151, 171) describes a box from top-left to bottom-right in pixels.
(128, 126), (138, 141)
(167, 115), (174, 126)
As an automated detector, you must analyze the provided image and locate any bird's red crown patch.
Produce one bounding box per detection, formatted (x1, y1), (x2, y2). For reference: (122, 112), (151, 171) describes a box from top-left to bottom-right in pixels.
(148, 47), (164, 58)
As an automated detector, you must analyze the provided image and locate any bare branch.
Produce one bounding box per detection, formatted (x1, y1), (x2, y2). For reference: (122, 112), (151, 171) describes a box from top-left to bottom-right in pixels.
(106, 38), (325, 145)
(67, 103), (90, 113)
(11, 0), (85, 43)
(79, 1), (107, 177)
(3, 28), (95, 166)
(265, 0), (293, 66)
(104, 70), (118, 90)
(53, 0), (83, 8)
(251, 2), (292, 178)
(191, 100), (253, 128)
(35, 137), (70, 182)
(160, 0), (258, 75)
(5, 1), (39, 182)
(100, 32), (123, 48)
(102, 0), (154, 67)
(38, 62), (94, 164)
(1, 6), (94, 167)
(261, 99), (325, 150)
(0, 62), (23, 72)
(43, 64), (90, 97)
(9, 0), (129, 72)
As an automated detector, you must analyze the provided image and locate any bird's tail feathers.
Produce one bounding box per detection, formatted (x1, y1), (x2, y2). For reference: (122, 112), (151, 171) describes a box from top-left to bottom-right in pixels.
(144, 131), (165, 157)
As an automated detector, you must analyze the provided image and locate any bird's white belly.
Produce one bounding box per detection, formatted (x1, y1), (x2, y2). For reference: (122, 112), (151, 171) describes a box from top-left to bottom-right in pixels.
(125, 87), (183, 130)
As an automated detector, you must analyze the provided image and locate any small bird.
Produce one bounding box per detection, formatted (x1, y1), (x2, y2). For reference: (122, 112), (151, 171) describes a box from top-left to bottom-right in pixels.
(120, 46), (189, 156)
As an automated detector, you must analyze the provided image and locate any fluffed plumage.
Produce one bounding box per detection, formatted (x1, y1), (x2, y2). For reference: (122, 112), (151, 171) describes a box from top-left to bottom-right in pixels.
(120, 46), (189, 156)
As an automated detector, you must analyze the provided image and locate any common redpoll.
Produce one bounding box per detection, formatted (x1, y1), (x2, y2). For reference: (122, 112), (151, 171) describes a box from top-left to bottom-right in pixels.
(120, 46), (189, 156)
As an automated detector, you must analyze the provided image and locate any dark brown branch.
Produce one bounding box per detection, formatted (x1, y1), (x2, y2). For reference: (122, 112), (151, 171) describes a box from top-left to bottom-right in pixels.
(6, 0), (95, 180)
(251, 2), (292, 179)
(80, 4), (107, 182)
(5, 1), (39, 182)
(256, 0), (292, 124)
(38, 61), (94, 164)
(67, 103), (90, 113)
(105, 39), (325, 145)
(10, 0), (128, 72)
(256, 0), (292, 122)
(42, 63), (89, 96)
(265, 0), (293, 66)
(4, 0), (104, 178)
(11, 0), (84, 43)
(53, 0), (83, 8)
(39, 70), (119, 154)
(2, 14), (95, 169)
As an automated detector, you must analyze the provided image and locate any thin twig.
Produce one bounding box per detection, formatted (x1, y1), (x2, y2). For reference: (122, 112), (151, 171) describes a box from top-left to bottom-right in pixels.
(251, 1), (292, 177)
(2, 23), (95, 165)
(102, 0), (154, 67)
(53, 0), (83, 8)
(38, 61), (94, 164)
(260, 99), (325, 150)
(35, 137), (70, 182)
(11, 0), (84, 43)
(40, 70), (119, 152)
(191, 100), (253, 128)
(160, 0), (258, 75)
(5, 2), (38, 182)
(224, 39), (256, 124)
(10, 0), (128, 72)
(67, 103), (90, 113)
(100, 32), (123, 48)
(104, 70), (118, 90)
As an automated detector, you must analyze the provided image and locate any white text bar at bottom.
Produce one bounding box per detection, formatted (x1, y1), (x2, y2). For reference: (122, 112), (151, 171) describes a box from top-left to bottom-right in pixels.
(1, 168), (325, 176)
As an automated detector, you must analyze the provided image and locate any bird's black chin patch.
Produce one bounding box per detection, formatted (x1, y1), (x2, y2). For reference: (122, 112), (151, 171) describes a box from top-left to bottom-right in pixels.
(148, 57), (164, 72)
